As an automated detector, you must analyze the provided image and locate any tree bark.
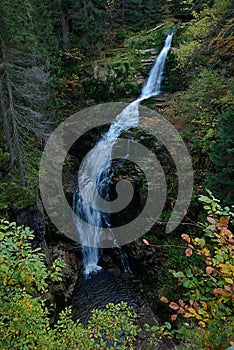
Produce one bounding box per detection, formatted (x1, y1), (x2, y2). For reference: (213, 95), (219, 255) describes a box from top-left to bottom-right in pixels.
(0, 36), (15, 172)
(0, 77), (15, 172)
(5, 72), (26, 187)
(13, 120), (26, 187)
(60, 7), (70, 49)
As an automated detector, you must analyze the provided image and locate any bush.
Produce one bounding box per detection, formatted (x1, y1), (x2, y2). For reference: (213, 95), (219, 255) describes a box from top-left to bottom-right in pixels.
(161, 193), (234, 349)
(0, 220), (139, 349)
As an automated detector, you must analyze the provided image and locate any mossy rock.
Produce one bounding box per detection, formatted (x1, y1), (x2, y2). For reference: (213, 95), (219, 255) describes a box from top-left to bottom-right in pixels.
(68, 22), (178, 103)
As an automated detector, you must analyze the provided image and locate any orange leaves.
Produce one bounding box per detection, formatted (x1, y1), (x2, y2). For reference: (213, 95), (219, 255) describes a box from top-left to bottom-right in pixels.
(169, 302), (180, 310)
(170, 314), (177, 321)
(160, 296), (168, 303)
(185, 248), (193, 256)
(181, 232), (213, 259)
(219, 216), (229, 228)
(207, 216), (233, 243)
(213, 288), (229, 296)
(181, 234), (194, 256)
(159, 198), (234, 346)
(182, 234), (190, 243)
(160, 297), (179, 322)
(214, 283), (234, 298)
(200, 301), (208, 310)
(206, 215), (233, 243)
(224, 284), (234, 292)
(164, 297), (202, 321)
(178, 299), (185, 307)
(206, 266), (215, 274)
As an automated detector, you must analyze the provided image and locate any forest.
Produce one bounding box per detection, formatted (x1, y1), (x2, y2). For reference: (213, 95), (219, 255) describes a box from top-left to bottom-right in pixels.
(0, 0), (234, 349)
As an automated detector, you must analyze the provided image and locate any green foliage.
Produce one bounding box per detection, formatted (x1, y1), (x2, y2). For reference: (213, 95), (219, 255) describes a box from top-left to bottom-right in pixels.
(58, 26), (172, 105)
(166, 0), (233, 94)
(169, 68), (233, 198)
(199, 189), (233, 217)
(145, 321), (173, 348)
(0, 0), (59, 195)
(173, 0), (233, 71)
(161, 194), (234, 348)
(166, 0), (210, 20)
(0, 0), (36, 50)
(0, 220), (139, 349)
(86, 302), (139, 349)
(164, 0), (234, 201)
(49, 302), (138, 350)
(0, 220), (52, 349)
(177, 69), (233, 151)
(0, 137), (43, 215)
(0, 181), (36, 215)
(71, 0), (107, 51)
(127, 28), (166, 51)
(47, 0), (165, 52)
(111, 0), (164, 33)
(207, 108), (234, 205)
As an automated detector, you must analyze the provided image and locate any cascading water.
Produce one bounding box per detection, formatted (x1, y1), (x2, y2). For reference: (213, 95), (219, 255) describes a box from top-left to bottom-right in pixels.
(140, 32), (174, 99)
(73, 32), (174, 275)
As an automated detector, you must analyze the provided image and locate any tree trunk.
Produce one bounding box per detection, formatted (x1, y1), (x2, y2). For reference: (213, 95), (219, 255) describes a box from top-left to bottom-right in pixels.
(60, 7), (70, 49)
(0, 36), (15, 172)
(13, 120), (26, 187)
(0, 77), (15, 172)
(6, 72), (26, 187)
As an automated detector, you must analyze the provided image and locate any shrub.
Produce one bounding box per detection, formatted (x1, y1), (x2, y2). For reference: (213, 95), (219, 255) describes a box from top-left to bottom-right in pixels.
(0, 220), (139, 349)
(161, 193), (234, 349)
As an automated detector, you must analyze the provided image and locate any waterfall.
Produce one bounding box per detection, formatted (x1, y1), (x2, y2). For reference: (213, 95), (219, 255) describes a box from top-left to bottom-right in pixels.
(73, 32), (174, 275)
(140, 33), (174, 99)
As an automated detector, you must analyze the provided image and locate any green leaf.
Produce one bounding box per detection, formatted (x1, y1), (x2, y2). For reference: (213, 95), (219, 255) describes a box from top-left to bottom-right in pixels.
(173, 271), (185, 278)
(185, 269), (193, 278)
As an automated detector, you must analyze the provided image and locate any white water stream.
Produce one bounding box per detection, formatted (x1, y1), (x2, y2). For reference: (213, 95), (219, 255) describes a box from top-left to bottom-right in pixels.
(74, 32), (174, 275)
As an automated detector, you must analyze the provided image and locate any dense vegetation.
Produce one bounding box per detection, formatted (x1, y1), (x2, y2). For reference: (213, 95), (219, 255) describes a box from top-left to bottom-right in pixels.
(0, 220), (139, 349)
(0, 0), (233, 348)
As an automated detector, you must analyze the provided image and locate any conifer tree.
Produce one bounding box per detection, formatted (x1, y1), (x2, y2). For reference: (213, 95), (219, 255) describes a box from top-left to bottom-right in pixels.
(0, 0), (56, 186)
(70, 0), (107, 51)
(207, 108), (234, 205)
(142, 0), (163, 26)
(45, 0), (72, 49)
(114, 0), (144, 32)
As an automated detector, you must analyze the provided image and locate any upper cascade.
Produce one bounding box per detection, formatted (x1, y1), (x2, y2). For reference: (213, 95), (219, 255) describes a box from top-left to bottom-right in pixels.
(140, 32), (174, 100)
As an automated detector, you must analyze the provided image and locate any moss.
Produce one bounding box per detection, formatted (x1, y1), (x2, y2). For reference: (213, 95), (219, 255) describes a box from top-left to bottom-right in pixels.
(62, 23), (178, 104)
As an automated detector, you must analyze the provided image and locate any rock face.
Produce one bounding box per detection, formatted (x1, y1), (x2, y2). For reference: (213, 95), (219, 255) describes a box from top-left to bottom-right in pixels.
(15, 204), (51, 264)
(16, 205), (45, 247)
(48, 241), (83, 307)
(140, 48), (158, 68)
(15, 204), (84, 313)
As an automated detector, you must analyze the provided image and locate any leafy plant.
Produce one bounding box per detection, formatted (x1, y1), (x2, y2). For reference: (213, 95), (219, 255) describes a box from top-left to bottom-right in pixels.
(0, 220), (139, 349)
(145, 321), (173, 348)
(207, 108), (234, 205)
(0, 220), (63, 349)
(161, 193), (234, 348)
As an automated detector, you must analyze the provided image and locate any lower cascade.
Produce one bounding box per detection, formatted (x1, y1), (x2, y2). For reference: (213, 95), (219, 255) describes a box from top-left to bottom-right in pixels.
(73, 32), (174, 275)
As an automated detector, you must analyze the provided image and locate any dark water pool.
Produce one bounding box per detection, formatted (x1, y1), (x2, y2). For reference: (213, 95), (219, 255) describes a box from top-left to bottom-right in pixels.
(72, 269), (142, 323)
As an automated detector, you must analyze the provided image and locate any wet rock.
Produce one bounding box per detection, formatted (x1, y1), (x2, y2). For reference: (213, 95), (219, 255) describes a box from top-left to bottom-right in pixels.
(15, 204), (50, 263)
(16, 205), (45, 246)
(138, 48), (158, 55)
(48, 241), (83, 307)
